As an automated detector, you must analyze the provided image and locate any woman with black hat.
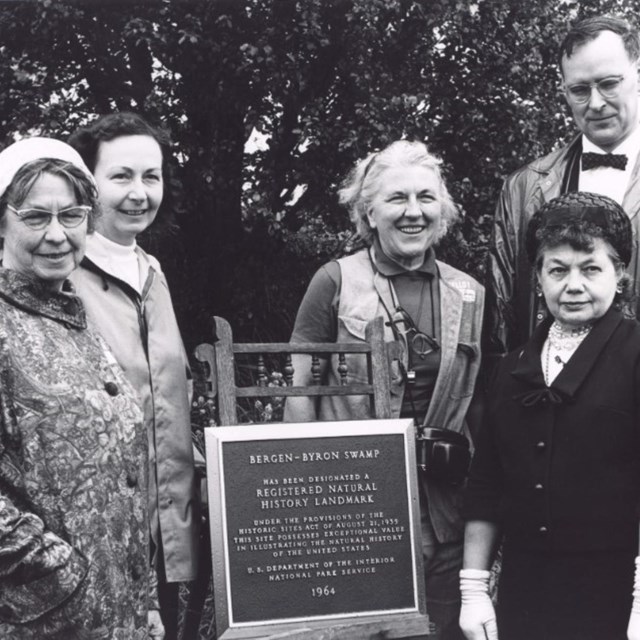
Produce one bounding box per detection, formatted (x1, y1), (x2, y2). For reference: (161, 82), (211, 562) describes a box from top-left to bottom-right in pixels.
(460, 191), (640, 640)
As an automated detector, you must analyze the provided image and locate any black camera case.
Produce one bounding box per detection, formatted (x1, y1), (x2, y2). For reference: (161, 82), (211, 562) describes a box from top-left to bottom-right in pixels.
(416, 427), (470, 486)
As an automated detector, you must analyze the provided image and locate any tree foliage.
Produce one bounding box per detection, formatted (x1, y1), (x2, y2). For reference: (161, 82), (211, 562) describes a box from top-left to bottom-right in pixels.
(0, 0), (636, 345)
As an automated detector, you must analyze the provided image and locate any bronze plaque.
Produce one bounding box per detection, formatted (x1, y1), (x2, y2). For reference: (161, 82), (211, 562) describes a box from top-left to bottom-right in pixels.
(205, 419), (426, 639)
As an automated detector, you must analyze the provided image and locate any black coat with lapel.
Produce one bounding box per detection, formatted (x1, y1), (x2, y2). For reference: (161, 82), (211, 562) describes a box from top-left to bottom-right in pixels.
(465, 308), (640, 552)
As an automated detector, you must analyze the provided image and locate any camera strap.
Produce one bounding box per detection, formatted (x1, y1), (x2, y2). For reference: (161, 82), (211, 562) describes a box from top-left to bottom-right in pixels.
(367, 248), (413, 355)
(367, 248), (438, 426)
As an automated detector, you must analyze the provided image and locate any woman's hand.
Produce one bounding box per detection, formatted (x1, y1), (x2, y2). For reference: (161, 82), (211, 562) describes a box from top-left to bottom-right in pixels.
(460, 521), (501, 639)
(459, 569), (498, 640)
(148, 609), (165, 639)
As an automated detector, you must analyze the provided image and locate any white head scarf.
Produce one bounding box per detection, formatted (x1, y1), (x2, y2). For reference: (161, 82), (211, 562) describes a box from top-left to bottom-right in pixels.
(0, 137), (95, 201)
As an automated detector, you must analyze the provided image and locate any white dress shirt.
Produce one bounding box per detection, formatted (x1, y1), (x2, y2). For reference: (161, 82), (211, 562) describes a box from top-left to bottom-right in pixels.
(580, 123), (640, 204)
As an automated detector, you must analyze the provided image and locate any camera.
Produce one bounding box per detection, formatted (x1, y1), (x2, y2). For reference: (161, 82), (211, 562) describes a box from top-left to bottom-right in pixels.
(416, 427), (471, 486)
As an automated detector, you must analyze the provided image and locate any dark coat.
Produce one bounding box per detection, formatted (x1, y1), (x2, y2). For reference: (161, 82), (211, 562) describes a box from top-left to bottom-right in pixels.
(465, 307), (640, 553)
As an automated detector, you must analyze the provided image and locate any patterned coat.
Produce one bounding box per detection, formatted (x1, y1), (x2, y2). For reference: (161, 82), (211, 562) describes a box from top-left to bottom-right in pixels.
(0, 269), (151, 639)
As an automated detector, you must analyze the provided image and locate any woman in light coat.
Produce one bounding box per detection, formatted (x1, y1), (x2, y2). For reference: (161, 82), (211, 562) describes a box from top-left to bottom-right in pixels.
(69, 113), (199, 639)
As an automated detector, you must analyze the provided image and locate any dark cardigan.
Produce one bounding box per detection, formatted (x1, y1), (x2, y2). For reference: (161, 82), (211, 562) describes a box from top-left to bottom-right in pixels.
(465, 307), (640, 552)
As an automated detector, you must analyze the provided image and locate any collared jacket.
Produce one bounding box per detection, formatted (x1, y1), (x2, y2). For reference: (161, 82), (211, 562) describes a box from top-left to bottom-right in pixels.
(320, 249), (485, 543)
(0, 269), (150, 639)
(485, 134), (640, 360)
(70, 248), (199, 583)
(466, 308), (640, 553)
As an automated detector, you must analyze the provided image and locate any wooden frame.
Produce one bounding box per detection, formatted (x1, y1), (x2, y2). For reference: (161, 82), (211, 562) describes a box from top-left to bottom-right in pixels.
(201, 315), (393, 426)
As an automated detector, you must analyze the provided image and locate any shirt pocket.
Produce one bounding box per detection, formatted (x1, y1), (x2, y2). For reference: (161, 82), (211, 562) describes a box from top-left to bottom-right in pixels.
(448, 341), (480, 400)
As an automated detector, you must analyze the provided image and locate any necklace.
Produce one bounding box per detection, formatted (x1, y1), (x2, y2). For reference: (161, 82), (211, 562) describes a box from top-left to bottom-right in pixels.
(543, 341), (564, 385)
(547, 321), (592, 351)
(542, 321), (591, 385)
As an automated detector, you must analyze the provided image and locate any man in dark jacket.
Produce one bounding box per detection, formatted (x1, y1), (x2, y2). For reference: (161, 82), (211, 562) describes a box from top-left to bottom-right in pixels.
(485, 15), (640, 363)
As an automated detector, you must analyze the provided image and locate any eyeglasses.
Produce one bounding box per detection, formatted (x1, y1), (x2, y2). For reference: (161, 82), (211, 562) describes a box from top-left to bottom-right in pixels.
(390, 306), (439, 357)
(7, 204), (91, 230)
(564, 72), (630, 104)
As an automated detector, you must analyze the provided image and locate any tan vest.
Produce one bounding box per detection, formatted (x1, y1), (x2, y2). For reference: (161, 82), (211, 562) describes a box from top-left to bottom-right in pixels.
(319, 249), (405, 422)
(320, 248), (485, 542)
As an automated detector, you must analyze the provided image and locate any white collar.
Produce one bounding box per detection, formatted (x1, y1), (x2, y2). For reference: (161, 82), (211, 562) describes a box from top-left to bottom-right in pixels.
(86, 231), (137, 258)
(85, 232), (141, 291)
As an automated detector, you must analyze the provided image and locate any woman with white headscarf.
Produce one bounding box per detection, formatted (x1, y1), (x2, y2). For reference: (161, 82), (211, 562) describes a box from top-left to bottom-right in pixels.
(0, 138), (160, 639)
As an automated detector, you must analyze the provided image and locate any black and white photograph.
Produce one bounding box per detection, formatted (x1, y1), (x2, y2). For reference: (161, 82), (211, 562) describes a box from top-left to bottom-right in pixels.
(0, 1), (639, 638)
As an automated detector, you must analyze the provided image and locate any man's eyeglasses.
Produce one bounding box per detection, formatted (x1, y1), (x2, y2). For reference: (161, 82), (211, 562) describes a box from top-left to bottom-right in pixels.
(564, 73), (628, 105)
(7, 204), (91, 230)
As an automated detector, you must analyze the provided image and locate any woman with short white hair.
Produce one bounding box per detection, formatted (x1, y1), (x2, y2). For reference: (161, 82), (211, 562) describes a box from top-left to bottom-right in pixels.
(286, 139), (484, 640)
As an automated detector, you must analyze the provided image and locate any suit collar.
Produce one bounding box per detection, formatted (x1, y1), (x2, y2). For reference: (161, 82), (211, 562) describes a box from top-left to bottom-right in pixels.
(530, 135), (581, 176)
(529, 134), (640, 218)
(511, 307), (623, 399)
(623, 148), (640, 217)
(528, 137), (582, 205)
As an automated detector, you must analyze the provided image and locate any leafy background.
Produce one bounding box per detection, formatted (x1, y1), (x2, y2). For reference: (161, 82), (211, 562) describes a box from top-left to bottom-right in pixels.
(0, 0), (633, 347)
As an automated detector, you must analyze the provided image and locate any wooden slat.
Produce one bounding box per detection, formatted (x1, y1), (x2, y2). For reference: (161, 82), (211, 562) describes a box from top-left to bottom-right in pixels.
(213, 317), (238, 425)
(235, 385), (374, 398)
(264, 612), (431, 638)
(193, 342), (217, 400)
(233, 342), (371, 354)
(367, 317), (392, 419)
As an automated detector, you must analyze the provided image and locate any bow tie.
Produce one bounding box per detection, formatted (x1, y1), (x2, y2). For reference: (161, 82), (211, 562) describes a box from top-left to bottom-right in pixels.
(582, 152), (628, 171)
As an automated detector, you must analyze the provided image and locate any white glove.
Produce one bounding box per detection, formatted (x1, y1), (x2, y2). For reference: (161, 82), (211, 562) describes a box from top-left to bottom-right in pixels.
(628, 557), (640, 640)
(459, 568), (499, 640)
(148, 609), (165, 639)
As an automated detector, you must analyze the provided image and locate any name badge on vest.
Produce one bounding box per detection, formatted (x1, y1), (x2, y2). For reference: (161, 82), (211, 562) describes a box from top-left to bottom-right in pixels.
(450, 280), (476, 303)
